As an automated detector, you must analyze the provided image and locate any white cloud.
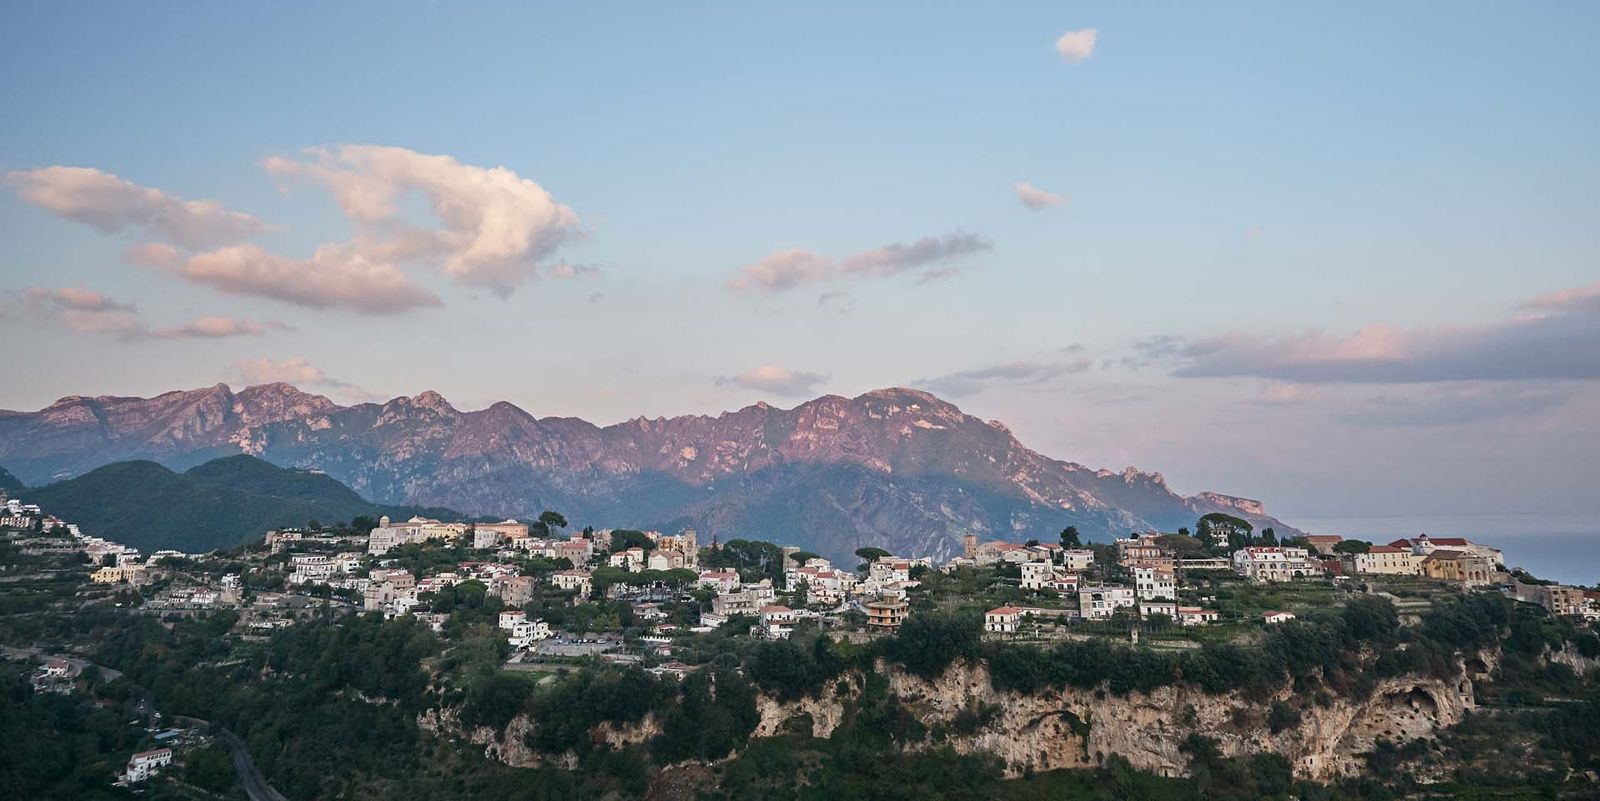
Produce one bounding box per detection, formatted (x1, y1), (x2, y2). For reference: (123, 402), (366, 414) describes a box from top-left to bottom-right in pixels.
(1015, 181), (1066, 210)
(179, 244), (442, 315)
(264, 145), (582, 296)
(730, 232), (991, 292)
(5, 166), (266, 249)
(715, 365), (829, 396)
(1055, 28), (1099, 64)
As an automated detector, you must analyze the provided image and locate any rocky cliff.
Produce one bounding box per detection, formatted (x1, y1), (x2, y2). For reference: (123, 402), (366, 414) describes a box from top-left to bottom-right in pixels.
(459, 659), (1474, 783)
(0, 383), (1300, 562)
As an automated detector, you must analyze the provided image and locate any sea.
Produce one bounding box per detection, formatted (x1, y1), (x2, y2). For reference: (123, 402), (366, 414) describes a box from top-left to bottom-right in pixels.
(1289, 513), (1600, 587)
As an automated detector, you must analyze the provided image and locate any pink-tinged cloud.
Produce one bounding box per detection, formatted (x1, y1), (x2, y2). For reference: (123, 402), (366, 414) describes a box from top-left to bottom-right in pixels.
(715, 365), (829, 396)
(19, 287), (279, 341)
(235, 357), (372, 401)
(730, 232), (991, 292)
(5, 166), (266, 249)
(25, 287), (136, 314)
(180, 244), (442, 314)
(1014, 181), (1066, 210)
(1054, 28), (1099, 64)
(264, 145), (582, 295)
(1168, 282), (1600, 383)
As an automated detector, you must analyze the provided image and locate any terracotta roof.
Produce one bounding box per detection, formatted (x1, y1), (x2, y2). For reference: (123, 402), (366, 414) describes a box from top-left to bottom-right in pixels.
(986, 606), (1024, 616)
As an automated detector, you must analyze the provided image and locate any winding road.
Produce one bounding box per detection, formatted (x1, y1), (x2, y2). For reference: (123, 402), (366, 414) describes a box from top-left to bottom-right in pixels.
(174, 716), (290, 801)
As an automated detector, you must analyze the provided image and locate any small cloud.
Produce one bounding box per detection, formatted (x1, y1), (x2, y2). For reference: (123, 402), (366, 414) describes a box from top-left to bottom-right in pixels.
(730, 231), (991, 293)
(1055, 28), (1099, 64)
(1252, 382), (1312, 406)
(19, 287), (282, 342)
(1119, 334), (1188, 370)
(547, 261), (604, 279)
(25, 287), (136, 314)
(179, 243), (442, 315)
(915, 357), (1093, 397)
(913, 266), (963, 285)
(1015, 181), (1066, 210)
(235, 356), (373, 401)
(715, 365), (829, 396)
(818, 291), (854, 315)
(5, 166), (266, 249)
(1335, 384), (1572, 427)
(149, 316), (286, 340)
(1244, 227), (1264, 240)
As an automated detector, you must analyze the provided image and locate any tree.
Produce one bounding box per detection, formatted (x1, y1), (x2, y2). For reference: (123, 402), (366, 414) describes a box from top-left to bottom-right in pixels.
(855, 547), (891, 562)
(609, 529), (655, 553)
(1333, 539), (1372, 555)
(1059, 526), (1082, 548)
(350, 515), (379, 534)
(538, 510), (568, 535)
(1260, 527), (1278, 546)
(789, 551), (821, 564)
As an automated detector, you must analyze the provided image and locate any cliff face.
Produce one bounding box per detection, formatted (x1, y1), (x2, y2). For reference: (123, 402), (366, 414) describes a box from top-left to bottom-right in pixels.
(863, 661), (1475, 781)
(0, 384), (1300, 562)
(456, 660), (1474, 783)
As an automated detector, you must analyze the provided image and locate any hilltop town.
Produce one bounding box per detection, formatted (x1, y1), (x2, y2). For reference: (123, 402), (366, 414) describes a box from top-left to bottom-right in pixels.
(5, 476), (1600, 800)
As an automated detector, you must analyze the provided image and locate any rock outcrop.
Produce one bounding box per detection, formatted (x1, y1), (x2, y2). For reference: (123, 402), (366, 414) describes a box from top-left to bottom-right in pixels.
(752, 660), (1475, 782)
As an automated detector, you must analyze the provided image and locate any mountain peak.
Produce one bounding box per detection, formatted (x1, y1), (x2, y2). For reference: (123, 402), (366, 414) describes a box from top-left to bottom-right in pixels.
(412, 390), (454, 411)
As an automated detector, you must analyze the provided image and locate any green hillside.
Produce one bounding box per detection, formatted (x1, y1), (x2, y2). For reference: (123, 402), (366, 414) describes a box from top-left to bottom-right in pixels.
(28, 455), (463, 553)
(0, 463), (23, 495)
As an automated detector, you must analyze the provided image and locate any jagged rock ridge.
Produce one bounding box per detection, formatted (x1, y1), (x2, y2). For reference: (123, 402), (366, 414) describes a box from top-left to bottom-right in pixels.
(0, 384), (1300, 561)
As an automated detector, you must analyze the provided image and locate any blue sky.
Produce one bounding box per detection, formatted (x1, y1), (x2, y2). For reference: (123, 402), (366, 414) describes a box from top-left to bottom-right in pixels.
(2, 2), (1597, 521)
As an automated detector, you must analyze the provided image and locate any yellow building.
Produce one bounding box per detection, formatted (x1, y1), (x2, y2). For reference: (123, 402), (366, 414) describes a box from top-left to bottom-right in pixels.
(1354, 546), (1422, 576)
(1420, 550), (1494, 586)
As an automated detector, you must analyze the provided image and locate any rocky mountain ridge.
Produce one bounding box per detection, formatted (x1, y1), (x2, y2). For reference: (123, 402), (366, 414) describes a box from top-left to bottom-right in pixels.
(0, 383), (1300, 561)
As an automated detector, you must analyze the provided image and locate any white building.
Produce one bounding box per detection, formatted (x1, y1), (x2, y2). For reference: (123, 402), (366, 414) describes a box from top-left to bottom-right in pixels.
(1133, 565), (1176, 601)
(1176, 606), (1220, 626)
(366, 516), (469, 555)
(120, 748), (173, 783)
(551, 569), (593, 596)
(985, 606), (1023, 633)
(1078, 585), (1136, 619)
(1231, 547), (1318, 582)
(697, 570), (741, 595)
(1061, 549), (1096, 572)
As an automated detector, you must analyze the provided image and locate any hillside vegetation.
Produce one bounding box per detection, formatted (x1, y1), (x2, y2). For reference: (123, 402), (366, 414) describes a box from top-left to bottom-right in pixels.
(28, 455), (461, 553)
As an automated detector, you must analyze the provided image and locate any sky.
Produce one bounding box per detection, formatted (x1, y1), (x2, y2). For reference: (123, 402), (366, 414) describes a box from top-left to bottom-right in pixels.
(1, 2), (1597, 522)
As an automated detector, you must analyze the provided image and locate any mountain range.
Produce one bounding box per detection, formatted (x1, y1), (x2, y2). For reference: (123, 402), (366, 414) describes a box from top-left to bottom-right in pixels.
(22, 455), (462, 554)
(0, 383), (1299, 561)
